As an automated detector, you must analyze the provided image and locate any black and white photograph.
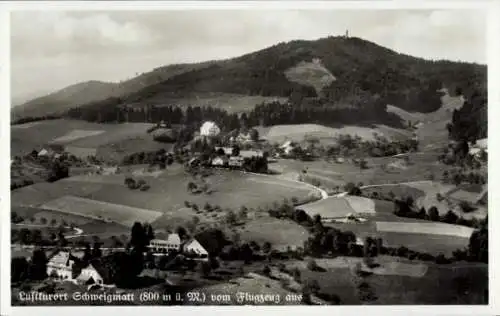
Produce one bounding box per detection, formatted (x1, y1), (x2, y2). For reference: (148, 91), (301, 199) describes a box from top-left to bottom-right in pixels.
(4, 1), (495, 312)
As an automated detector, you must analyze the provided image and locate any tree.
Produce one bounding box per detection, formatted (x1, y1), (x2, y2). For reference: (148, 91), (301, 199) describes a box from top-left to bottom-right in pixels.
(428, 206), (440, 221)
(145, 224), (155, 242)
(262, 265), (271, 276)
(47, 160), (69, 182)
(199, 261), (212, 277)
(192, 216), (200, 226)
(232, 145), (240, 157)
(92, 242), (102, 259)
(11, 257), (29, 283)
(307, 259), (318, 271)
(130, 222), (147, 252)
(176, 226), (188, 240)
(443, 210), (459, 224)
(225, 210), (238, 226)
(262, 242), (272, 254)
(313, 214), (322, 225)
(187, 182), (197, 192)
(249, 129), (259, 142)
(29, 248), (48, 280)
(238, 206), (248, 220)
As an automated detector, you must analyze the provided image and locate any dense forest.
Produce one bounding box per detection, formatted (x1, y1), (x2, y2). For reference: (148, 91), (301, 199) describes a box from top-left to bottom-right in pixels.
(447, 90), (487, 142)
(73, 36), (485, 114)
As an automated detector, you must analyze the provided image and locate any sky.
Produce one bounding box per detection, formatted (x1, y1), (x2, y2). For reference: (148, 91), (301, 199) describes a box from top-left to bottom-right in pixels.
(10, 9), (487, 105)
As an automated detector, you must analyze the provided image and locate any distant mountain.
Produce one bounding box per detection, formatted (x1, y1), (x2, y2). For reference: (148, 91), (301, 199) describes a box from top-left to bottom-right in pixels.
(12, 62), (215, 120)
(14, 36), (487, 125)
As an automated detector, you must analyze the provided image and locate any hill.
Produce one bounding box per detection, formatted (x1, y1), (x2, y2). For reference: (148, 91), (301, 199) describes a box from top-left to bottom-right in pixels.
(12, 62), (215, 120)
(14, 36), (487, 136)
(105, 36), (485, 112)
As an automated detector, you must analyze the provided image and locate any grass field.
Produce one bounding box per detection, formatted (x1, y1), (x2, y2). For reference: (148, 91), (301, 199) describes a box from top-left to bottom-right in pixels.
(377, 231), (470, 256)
(40, 195), (164, 227)
(375, 221), (475, 238)
(258, 124), (412, 145)
(284, 60), (336, 94)
(51, 129), (105, 144)
(236, 217), (310, 250)
(367, 263), (487, 305)
(11, 119), (156, 157)
(144, 92), (287, 114)
(300, 197), (355, 219)
(12, 167), (317, 241)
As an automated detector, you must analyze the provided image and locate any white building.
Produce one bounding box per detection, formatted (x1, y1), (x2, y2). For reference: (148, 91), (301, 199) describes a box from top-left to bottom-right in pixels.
(182, 238), (209, 261)
(148, 234), (182, 254)
(46, 251), (77, 280)
(200, 121), (221, 137)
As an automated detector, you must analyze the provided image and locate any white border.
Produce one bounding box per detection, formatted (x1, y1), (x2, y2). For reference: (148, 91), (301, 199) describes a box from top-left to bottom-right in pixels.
(1, 1), (498, 316)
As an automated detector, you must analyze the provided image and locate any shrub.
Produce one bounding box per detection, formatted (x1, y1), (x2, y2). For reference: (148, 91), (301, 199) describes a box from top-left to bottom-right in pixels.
(307, 259), (318, 271)
(184, 201), (191, 208)
(262, 265), (271, 276)
(436, 193), (444, 202)
(459, 201), (476, 213)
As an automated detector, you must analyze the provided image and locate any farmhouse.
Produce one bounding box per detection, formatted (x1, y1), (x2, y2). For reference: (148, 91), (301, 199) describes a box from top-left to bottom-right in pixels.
(46, 250), (80, 280)
(280, 140), (297, 155)
(228, 156), (244, 168)
(75, 262), (113, 287)
(469, 138), (488, 158)
(182, 238), (209, 260)
(148, 234), (182, 254)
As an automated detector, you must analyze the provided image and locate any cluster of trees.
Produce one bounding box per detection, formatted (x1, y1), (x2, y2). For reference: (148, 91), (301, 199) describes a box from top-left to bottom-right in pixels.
(11, 248), (49, 283)
(66, 101), (242, 132)
(122, 149), (174, 168)
(441, 170), (486, 186)
(392, 197), (485, 228)
(324, 134), (418, 158)
(12, 227), (68, 247)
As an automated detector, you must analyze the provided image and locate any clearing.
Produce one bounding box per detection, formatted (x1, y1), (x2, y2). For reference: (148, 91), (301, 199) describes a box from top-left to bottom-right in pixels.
(284, 59), (336, 94)
(40, 195), (163, 227)
(236, 217), (310, 251)
(51, 130), (105, 144)
(375, 221), (475, 238)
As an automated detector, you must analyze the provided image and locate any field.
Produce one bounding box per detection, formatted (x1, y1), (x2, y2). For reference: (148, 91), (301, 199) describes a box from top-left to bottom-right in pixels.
(51, 129), (105, 144)
(284, 60), (336, 94)
(375, 221), (475, 238)
(11, 167), (318, 243)
(11, 119), (157, 157)
(257, 123), (412, 145)
(40, 195), (164, 227)
(194, 272), (299, 305)
(235, 217), (310, 251)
